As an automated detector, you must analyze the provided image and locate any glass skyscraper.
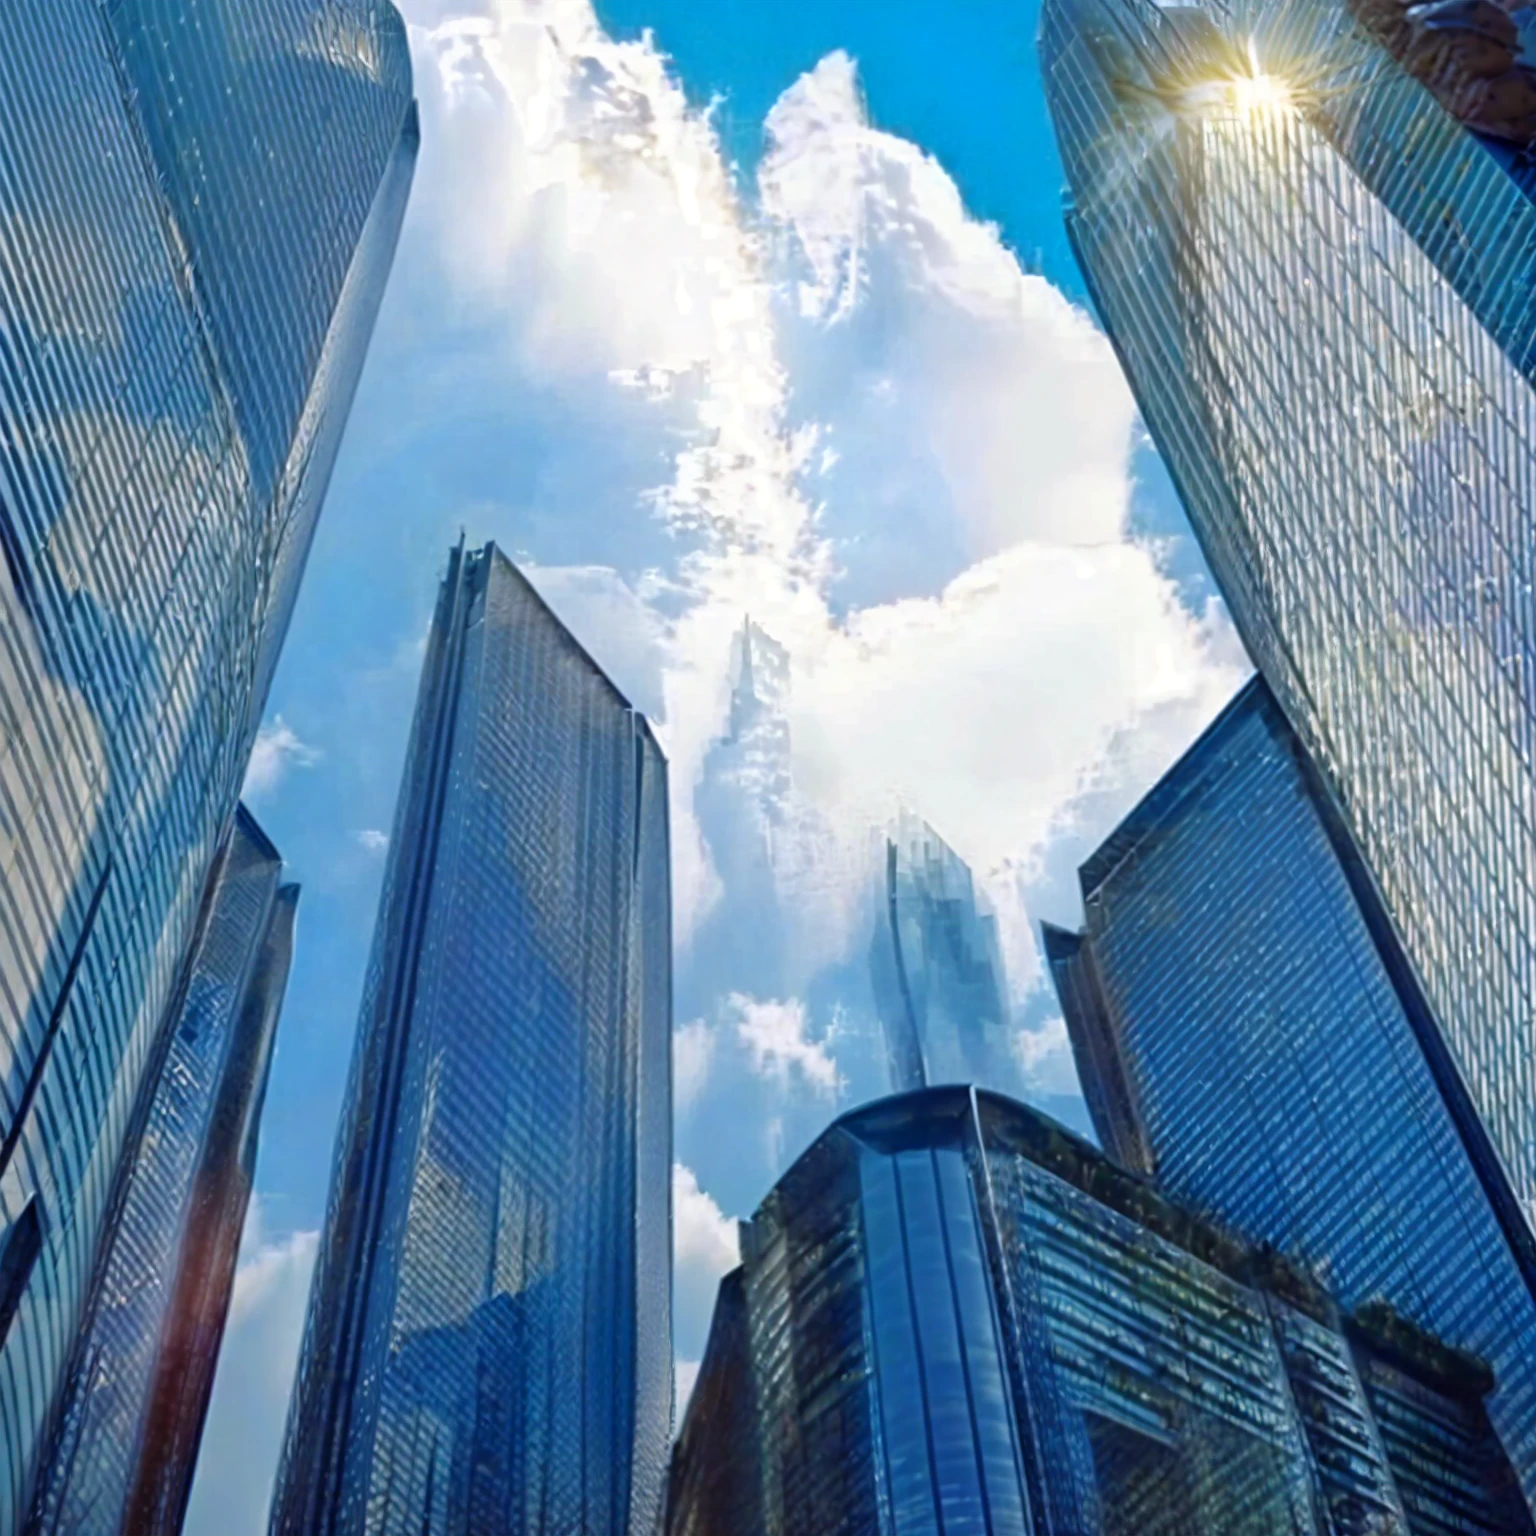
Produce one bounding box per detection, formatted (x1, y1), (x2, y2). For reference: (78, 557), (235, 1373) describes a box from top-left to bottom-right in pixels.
(1039, 0), (1536, 1280)
(1045, 677), (1536, 1497)
(270, 542), (673, 1536)
(0, 3), (415, 1524)
(28, 806), (296, 1536)
(869, 809), (1014, 1095)
(669, 1086), (1532, 1534)
(663, 1269), (761, 1536)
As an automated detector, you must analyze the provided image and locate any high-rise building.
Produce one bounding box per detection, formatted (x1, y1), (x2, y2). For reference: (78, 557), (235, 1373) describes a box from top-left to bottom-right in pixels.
(1044, 677), (1536, 1494)
(270, 543), (673, 1536)
(1039, 0), (1536, 1280)
(0, 3), (415, 1522)
(27, 806), (296, 1536)
(662, 1269), (761, 1536)
(669, 1087), (1533, 1535)
(869, 809), (1013, 1094)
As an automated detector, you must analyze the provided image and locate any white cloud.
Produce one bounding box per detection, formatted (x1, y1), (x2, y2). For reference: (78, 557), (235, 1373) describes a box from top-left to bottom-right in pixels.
(1013, 1016), (1081, 1099)
(354, 828), (389, 854)
(762, 51), (1136, 557)
(730, 993), (841, 1099)
(672, 1164), (741, 1366)
(400, 7), (1242, 987)
(673, 1163), (740, 1277)
(673, 1018), (715, 1112)
(182, 1200), (318, 1536)
(243, 717), (321, 801)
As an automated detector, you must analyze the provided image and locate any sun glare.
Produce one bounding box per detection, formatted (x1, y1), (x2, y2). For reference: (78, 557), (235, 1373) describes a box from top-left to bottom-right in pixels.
(1228, 70), (1294, 118)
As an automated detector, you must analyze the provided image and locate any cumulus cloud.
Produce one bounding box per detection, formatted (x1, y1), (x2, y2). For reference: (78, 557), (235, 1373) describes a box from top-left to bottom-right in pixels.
(354, 828), (389, 854)
(1013, 1016), (1081, 1099)
(243, 716), (321, 801)
(401, 6), (1241, 988)
(673, 1164), (741, 1364)
(674, 1163), (741, 1277)
(182, 1200), (318, 1536)
(674, 1018), (715, 1112)
(731, 993), (841, 1098)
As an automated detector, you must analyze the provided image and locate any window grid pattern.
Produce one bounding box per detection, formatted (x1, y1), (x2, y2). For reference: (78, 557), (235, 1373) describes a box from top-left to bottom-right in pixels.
(1039, 0), (1536, 1254)
(1057, 680), (1536, 1496)
(1266, 1300), (1410, 1534)
(981, 1149), (1318, 1535)
(27, 807), (295, 1536)
(0, 0), (411, 1517)
(0, 0), (412, 1520)
(683, 1090), (1534, 1534)
(271, 545), (673, 1536)
(870, 810), (1016, 1098)
(1355, 1351), (1534, 1534)
(664, 1269), (764, 1536)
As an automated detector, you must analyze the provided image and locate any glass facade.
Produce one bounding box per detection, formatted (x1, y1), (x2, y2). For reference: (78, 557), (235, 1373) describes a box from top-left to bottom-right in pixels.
(0, 2), (415, 1524)
(270, 542), (673, 1536)
(671, 1087), (1531, 1534)
(28, 805), (297, 1536)
(869, 810), (1014, 1095)
(664, 1269), (762, 1536)
(1038, 0), (1536, 1282)
(1047, 677), (1536, 1500)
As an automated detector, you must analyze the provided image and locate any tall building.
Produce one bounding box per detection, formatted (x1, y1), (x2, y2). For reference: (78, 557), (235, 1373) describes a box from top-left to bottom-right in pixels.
(669, 1087), (1533, 1535)
(27, 806), (296, 1536)
(1039, 0), (1536, 1280)
(662, 1270), (761, 1536)
(0, 2), (415, 1522)
(1044, 677), (1536, 1493)
(869, 809), (1013, 1094)
(270, 543), (673, 1536)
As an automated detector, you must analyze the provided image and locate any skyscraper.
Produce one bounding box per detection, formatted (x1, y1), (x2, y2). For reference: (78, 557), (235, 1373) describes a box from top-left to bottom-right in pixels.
(1039, 0), (1536, 1276)
(869, 809), (1013, 1094)
(669, 1087), (1533, 1534)
(270, 543), (673, 1536)
(28, 806), (297, 1536)
(0, 3), (415, 1523)
(1044, 677), (1536, 1494)
(662, 1270), (761, 1536)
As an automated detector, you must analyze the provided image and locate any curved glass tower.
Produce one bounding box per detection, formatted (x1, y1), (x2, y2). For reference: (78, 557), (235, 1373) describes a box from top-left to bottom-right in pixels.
(270, 543), (673, 1536)
(0, 3), (415, 1524)
(671, 1088), (1534, 1534)
(28, 806), (297, 1536)
(1040, 0), (1536, 1275)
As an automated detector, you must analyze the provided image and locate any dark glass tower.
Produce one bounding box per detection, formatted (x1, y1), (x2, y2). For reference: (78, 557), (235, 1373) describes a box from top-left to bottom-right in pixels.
(0, 3), (415, 1522)
(270, 543), (673, 1536)
(27, 806), (296, 1536)
(869, 809), (1013, 1095)
(669, 1087), (1533, 1535)
(1039, 0), (1536, 1284)
(1045, 678), (1536, 1496)
(663, 1270), (761, 1536)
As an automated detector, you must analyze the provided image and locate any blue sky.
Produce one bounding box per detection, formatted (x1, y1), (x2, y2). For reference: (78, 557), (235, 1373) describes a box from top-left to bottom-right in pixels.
(185, 2), (1247, 1529)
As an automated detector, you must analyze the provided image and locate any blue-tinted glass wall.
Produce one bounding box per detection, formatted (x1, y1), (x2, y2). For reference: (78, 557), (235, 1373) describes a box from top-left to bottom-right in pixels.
(1046, 679), (1536, 1497)
(869, 811), (1015, 1096)
(1039, 0), (1536, 1276)
(664, 1269), (762, 1536)
(28, 805), (296, 1536)
(0, 3), (414, 1523)
(270, 543), (673, 1536)
(672, 1088), (1533, 1534)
